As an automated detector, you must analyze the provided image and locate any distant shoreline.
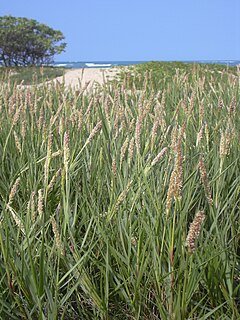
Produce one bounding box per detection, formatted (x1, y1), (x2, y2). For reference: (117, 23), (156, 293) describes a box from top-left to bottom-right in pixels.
(52, 60), (240, 69)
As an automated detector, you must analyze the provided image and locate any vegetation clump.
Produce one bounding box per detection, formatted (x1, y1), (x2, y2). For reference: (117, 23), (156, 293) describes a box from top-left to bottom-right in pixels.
(0, 62), (239, 319)
(0, 66), (66, 85)
(0, 15), (66, 66)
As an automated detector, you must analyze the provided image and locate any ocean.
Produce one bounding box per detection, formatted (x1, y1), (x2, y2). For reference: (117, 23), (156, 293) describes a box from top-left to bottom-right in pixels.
(53, 61), (145, 68)
(53, 60), (240, 68)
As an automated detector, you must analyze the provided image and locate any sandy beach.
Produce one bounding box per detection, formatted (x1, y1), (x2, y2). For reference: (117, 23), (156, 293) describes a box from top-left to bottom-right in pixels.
(52, 67), (120, 90)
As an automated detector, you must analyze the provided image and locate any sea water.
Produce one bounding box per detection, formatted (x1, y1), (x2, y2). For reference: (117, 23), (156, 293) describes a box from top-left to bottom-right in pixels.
(53, 61), (145, 68)
(52, 60), (240, 68)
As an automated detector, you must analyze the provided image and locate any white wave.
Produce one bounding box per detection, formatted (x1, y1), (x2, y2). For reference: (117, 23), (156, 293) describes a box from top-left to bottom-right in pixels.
(85, 63), (112, 67)
(54, 63), (68, 67)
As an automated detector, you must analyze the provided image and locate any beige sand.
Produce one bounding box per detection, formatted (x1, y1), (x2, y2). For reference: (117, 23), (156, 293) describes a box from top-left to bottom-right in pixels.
(52, 67), (120, 90)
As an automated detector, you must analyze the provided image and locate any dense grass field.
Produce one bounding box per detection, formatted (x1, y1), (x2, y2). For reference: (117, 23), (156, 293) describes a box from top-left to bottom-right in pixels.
(0, 66), (66, 85)
(0, 62), (239, 319)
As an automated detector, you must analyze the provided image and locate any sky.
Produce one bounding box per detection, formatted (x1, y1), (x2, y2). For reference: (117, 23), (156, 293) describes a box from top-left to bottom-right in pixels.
(1, 0), (239, 61)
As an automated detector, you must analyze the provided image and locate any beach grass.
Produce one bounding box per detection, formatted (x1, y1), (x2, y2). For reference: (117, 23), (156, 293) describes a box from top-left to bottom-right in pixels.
(0, 62), (239, 319)
(0, 66), (66, 85)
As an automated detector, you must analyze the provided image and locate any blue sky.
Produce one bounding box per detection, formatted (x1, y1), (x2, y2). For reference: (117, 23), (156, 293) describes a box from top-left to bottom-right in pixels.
(1, 0), (239, 61)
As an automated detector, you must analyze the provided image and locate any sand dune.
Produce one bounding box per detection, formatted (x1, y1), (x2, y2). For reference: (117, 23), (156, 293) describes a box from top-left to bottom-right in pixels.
(52, 67), (120, 89)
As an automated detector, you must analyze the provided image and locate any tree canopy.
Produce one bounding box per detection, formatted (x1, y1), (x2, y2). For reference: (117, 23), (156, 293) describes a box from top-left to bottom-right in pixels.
(0, 16), (66, 67)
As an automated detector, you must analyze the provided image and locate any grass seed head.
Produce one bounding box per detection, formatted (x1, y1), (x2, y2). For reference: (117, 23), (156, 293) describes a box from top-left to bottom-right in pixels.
(51, 217), (64, 255)
(13, 107), (21, 126)
(48, 168), (62, 193)
(27, 191), (36, 223)
(115, 180), (132, 212)
(78, 109), (83, 131)
(166, 170), (177, 212)
(199, 157), (213, 205)
(63, 131), (70, 168)
(13, 131), (22, 154)
(86, 121), (102, 145)
(135, 117), (141, 154)
(151, 120), (159, 150)
(59, 115), (65, 136)
(44, 133), (54, 180)
(128, 137), (135, 163)
(151, 147), (167, 167)
(120, 137), (129, 166)
(112, 157), (117, 178)
(196, 125), (204, 146)
(174, 140), (183, 196)
(8, 177), (21, 206)
(37, 189), (44, 218)
(38, 107), (44, 130)
(21, 120), (26, 139)
(186, 211), (205, 253)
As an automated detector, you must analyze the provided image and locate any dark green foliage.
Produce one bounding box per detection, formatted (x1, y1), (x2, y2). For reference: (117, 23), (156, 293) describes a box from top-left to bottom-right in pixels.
(0, 15), (66, 67)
